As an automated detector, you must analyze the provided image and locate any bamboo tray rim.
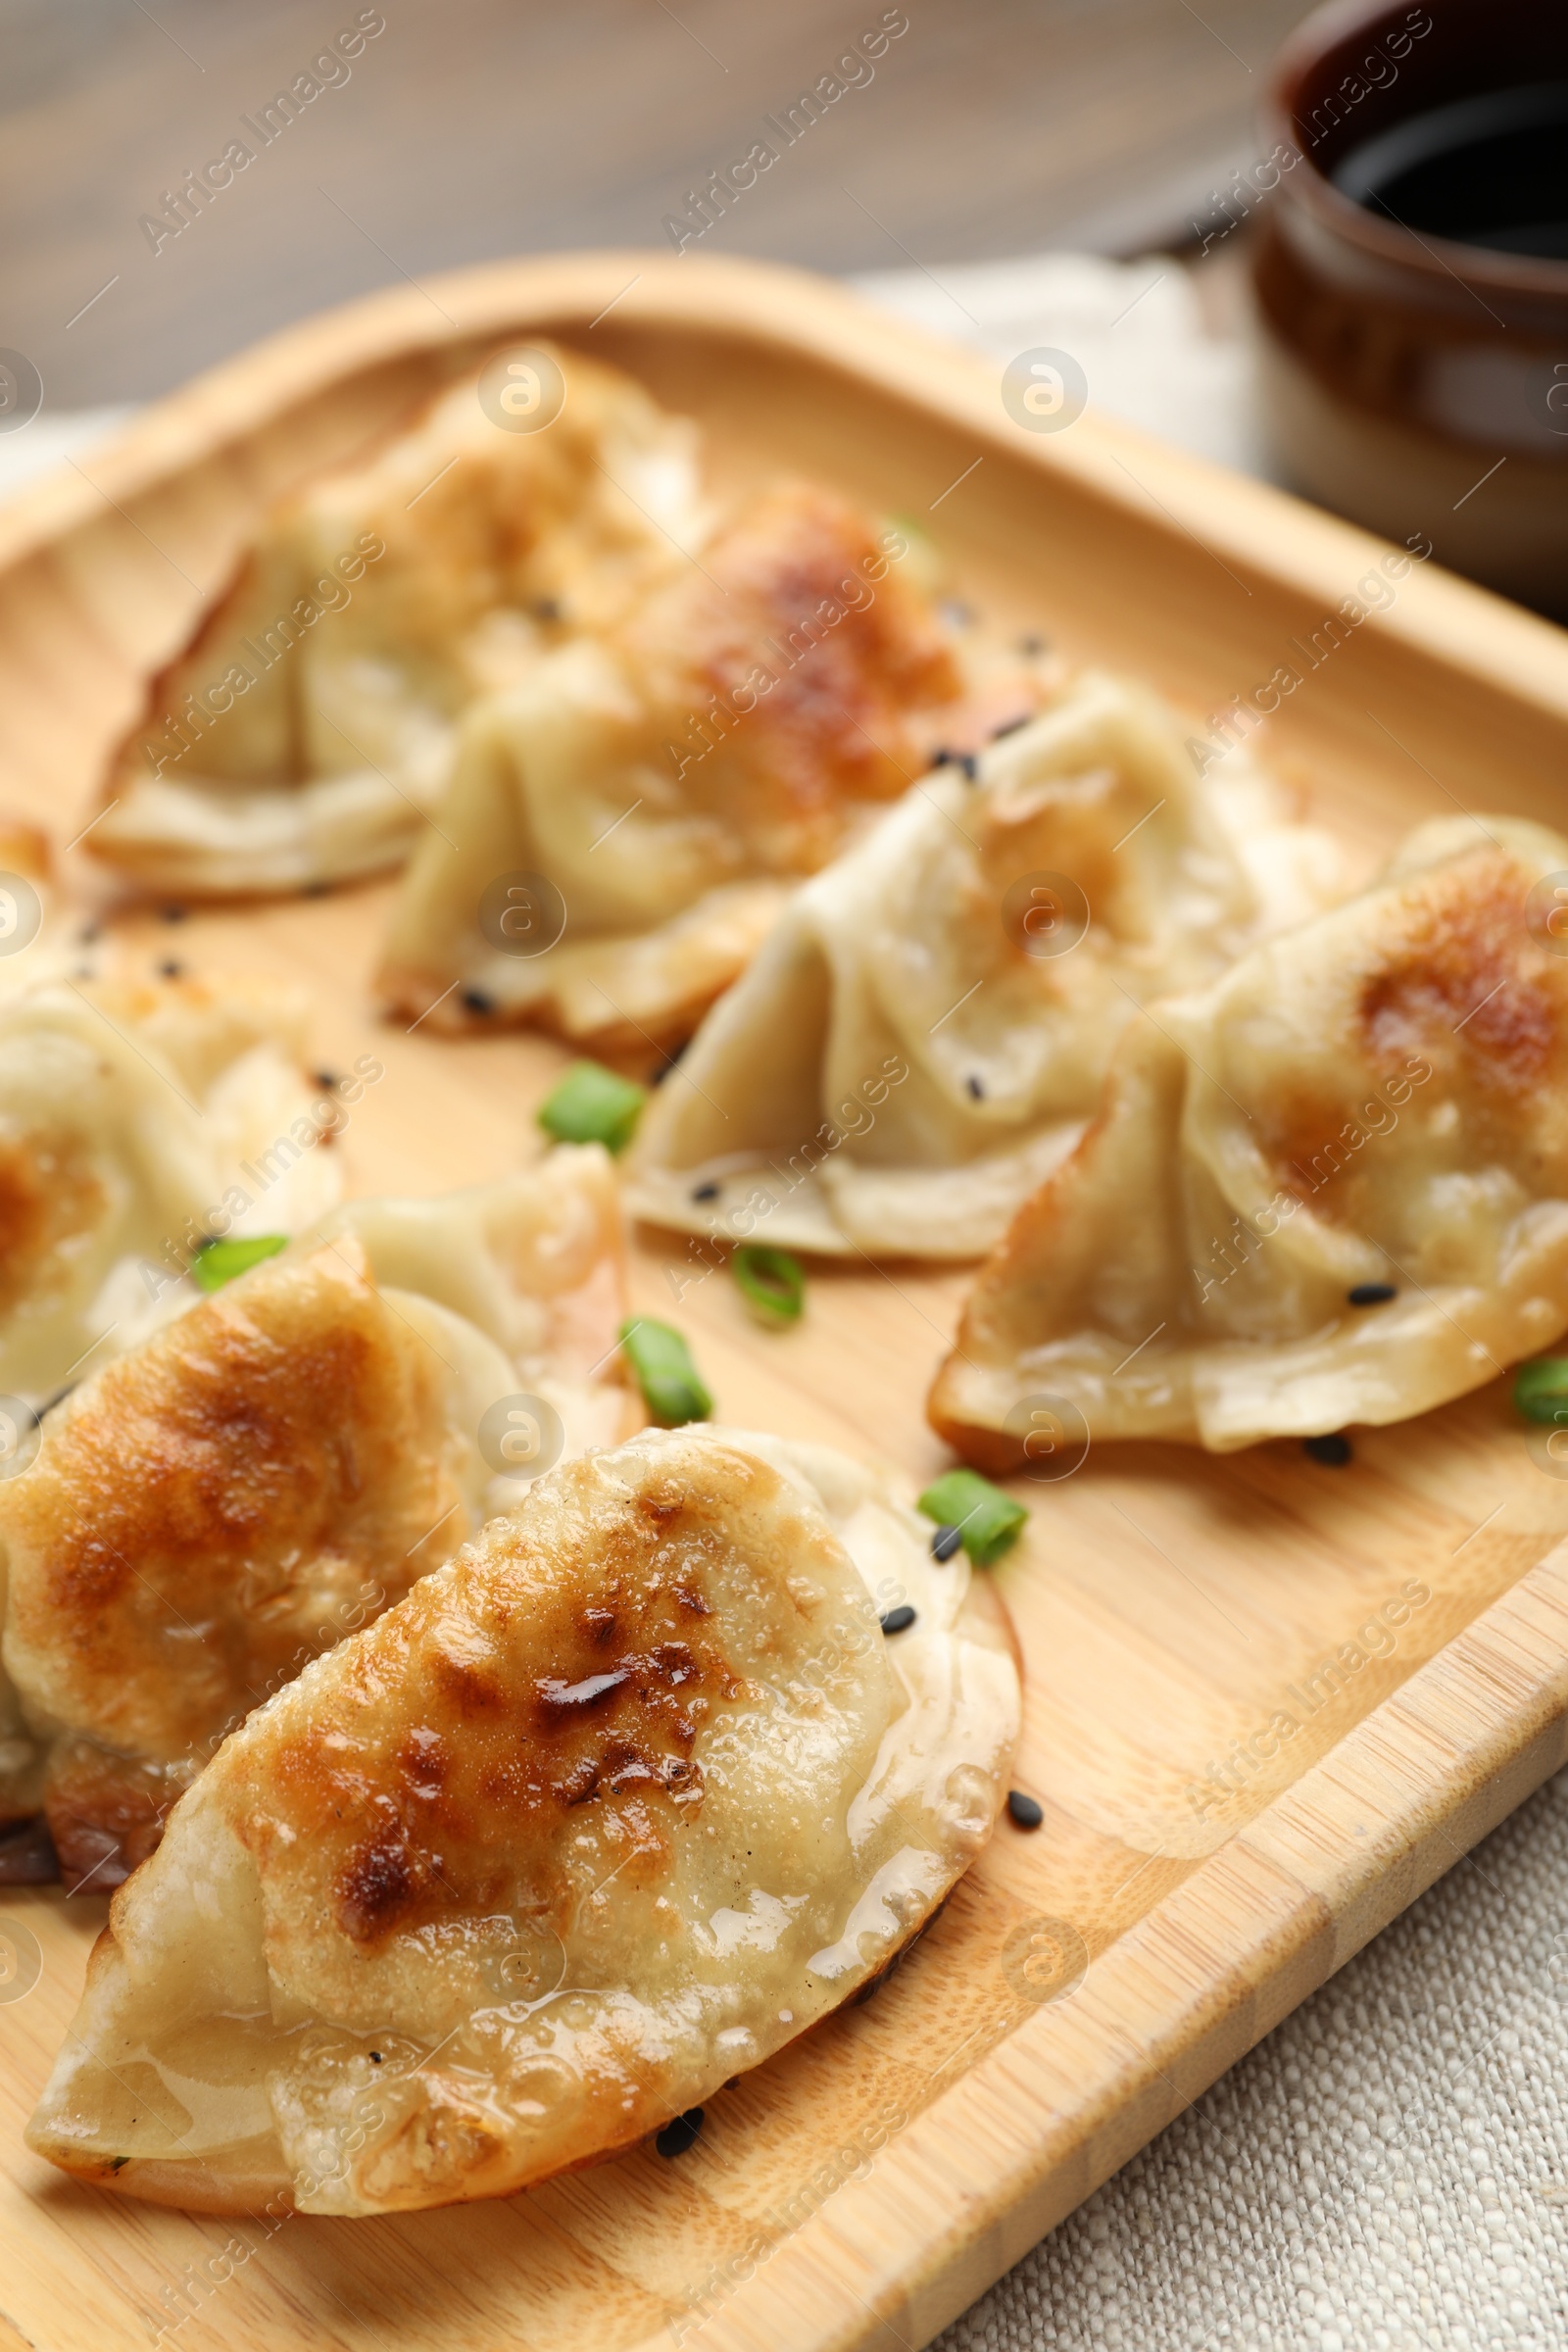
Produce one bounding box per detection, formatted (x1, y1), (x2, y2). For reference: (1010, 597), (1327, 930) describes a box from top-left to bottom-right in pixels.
(9, 248), (1568, 707)
(7, 248), (1568, 2352)
(799, 1547), (1568, 2352)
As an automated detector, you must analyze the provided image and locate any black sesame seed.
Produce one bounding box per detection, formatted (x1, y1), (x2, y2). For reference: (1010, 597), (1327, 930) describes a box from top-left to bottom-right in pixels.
(656, 2107), (704, 2158)
(879, 1604), (917, 1636)
(932, 748), (980, 782)
(956, 752), (978, 782)
(533, 597), (563, 622)
(461, 987), (496, 1015)
(691, 1181), (720, 1202)
(369, 2051), (381, 2063)
(991, 714), (1030, 740)
(930, 1524), (962, 1562)
(1006, 1790), (1044, 1830)
(1347, 1282), (1396, 1306)
(1303, 1433), (1352, 1466)
(314, 1070), (340, 1092)
(158, 959), (184, 978)
(1018, 634), (1046, 656)
(966, 1074), (985, 1101)
(160, 904), (188, 923)
(302, 880), (332, 899)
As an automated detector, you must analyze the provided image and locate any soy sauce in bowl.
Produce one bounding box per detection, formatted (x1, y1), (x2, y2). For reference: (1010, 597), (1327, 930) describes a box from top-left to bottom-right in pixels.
(1332, 80), (1568, 259)
(1253, 0), (1568, 612)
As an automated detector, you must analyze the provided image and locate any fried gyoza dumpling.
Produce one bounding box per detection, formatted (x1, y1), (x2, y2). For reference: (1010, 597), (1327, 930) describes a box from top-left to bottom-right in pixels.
(374, 481), (1045, 1053)
(27, 1427), (1019, 2214)
(0, 1150), (628, 1888)
(0, 972), (342, 1403)
(89, 343), (704, 895)
(627, 672), (1343, 1257)
(930, 816), (1568, 1458)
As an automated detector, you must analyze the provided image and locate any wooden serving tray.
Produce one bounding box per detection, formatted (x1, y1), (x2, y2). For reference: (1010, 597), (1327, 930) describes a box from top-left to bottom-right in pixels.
(2, 251), (1567, 2352)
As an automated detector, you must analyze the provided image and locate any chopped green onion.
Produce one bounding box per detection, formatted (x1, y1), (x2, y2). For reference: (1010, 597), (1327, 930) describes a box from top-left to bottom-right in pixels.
(888, 513), (939, 583)
(538, 1061), (646, 1154)
(732, 1245), (805, 1328)
(916, 1468), (1027, 1567)
(191, 1234), (288, 1293)
(1514, 1358), (1568, 1424)
(620, 1318), (712, 1427)
(890, 512), (925, 541)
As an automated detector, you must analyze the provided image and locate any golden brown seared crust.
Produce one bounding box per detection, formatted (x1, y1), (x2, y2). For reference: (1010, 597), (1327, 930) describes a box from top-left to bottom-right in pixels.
(371, 483), (970, 1050)
(1259, 847), (1568, 1227)
(1353, 847), (1561, 1096)
(25, 1427), (1022, 2216)
(249, 1452), (806, 1958)
(618, 480), (960, 871)
(928, 819), (1568, 1456)
(0, 1237), (473, 1879)
(0, 1131), (105, 1320)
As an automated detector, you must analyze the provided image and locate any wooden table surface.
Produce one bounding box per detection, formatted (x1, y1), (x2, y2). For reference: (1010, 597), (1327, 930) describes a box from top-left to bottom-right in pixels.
(0, 0), (1319, 409)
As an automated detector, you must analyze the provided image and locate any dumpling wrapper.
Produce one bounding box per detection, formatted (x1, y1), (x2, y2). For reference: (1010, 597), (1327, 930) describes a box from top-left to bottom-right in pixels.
(309, 1148), (628, 1471)
(627, 671), (1344, 1257)
(930, 816), (1568, 1457)
(0, 821), (90, 1006)
(0, 1149), (628, 1886)
(89, 343), (704, 895)
(0, 971), (342, 1403)
(26, 1426), (1020, 2215)
(376, 480), (1049, 1052)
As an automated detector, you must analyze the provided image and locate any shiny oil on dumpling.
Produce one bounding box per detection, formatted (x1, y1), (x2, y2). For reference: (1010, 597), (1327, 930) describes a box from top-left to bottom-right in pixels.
(375, 480), (1046, 1053)
(627, 671), (1343, 1258)
(0, 970), (343, 1404)
(930, 816), (1568, 1458)
(26, 1426), (1020, 2215)
(88, 343), (705, 895)
(0, 1150), (628, 1889)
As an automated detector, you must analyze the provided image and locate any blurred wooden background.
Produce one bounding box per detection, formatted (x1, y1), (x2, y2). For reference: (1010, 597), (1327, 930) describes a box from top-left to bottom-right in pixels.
(0, 0), (1318, 407)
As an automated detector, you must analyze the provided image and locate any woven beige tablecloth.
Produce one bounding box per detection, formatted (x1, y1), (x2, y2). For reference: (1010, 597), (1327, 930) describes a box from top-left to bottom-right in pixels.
(7, 269), (1564, 2347)
(935, 1766), (1568, 2352)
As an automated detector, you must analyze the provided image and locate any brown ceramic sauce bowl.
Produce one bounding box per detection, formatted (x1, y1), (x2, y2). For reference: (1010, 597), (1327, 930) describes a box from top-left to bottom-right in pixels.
(1251, 0), (1568, 612)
